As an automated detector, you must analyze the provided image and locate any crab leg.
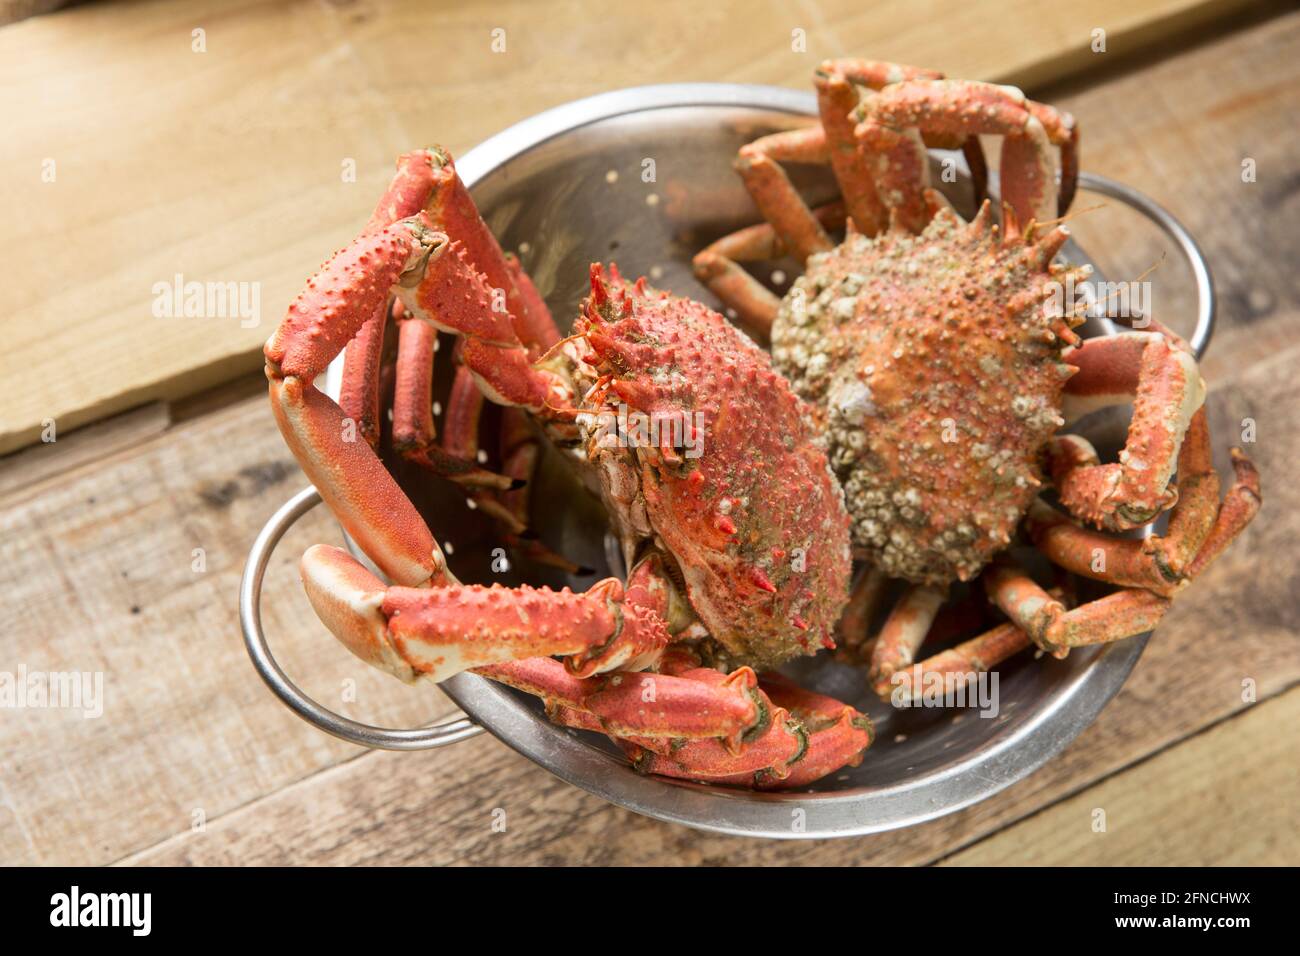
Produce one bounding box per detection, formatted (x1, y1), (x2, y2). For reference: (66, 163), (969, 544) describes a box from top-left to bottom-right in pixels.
(986, 428), (1257, 658)
(265, 221), (451, 585)
(1029, 421), (1261, 596)
(302, 545), (668, 683)
(693, 201), (847, 338)
(757, 675), (874, 789)
(816, 66), (888, 236)
(439, 386), (588, 574)
(493, 407), (593, 573)
(888, 581), (1074, 704)
(266, 212), (566, 586)
(1052, 330), (1207, 529)
(338, 149), (459, 449)
(836, 565), (888, 660)
(481, 656), (765, 751)
(868, 585), (946, 696)
(857, 79), (1074, 232)
(891, 622), (1032, 704)
(338, 305), (389, 450)
(615, 672), (873, 788)
(416, 147), (558, 349)
(697, 59), (997, 332)
(436, 365), (529, 530)
(391, 305), (518, 490)
(733, 125), (835, 263)
(619, 701), (808, 784)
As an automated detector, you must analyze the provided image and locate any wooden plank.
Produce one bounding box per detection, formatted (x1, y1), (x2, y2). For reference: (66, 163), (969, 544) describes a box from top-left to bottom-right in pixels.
(0, 392), (458, 865)
(121, 339), (1297, 866)
(0, 0), (1263, 454)
(0, 401), (169, 500)
(2, 10), (1293, 867)
(1037, 5), (1299, 388)
(940, 689), (1300, 866)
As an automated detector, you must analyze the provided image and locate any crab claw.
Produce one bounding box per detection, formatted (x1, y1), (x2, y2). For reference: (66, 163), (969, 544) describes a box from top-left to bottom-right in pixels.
(300, 545), (670, 683)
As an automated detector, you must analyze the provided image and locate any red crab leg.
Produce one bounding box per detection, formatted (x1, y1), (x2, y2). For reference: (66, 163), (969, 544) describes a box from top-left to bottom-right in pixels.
(338, 150), (452, 448)
(451, 390), (590, 573)
(265, 223), (450, 585)
(1053, 331), (1206, 530)
(419, 146), (559, 350)
(734, 125), (835, 262)
(616, 672), (873, 788)
(481, 656), (765, 751)
(437, 364), (527, 530)
(757, 674), (875, 789)
(952, 580), (1174, 658)
(816, 59), (945, 237)
(266, 220), (565, 585)
(419, 151), (565, 498)
(269, 149), (562, 585)
(619, 706), (808, 785)
(891, 581), (1072, 703)
(693, 201), (846, 339)
(281, 212), (565, 414)
(301, 545), (669, 683)
(434, 363), (587, 573)
(836, 566), (888, 660)
(816, 64), (889, 235)
(868, 585), (945, 697)
(504, 252), (562, 354)
(1185, 448), (1261, 577)
(891, 622), (1032, 703)
(1029, 421), (1261, 597)
(494, 407), (593, 574)
(391, 305), (518, 490)
(982, 559), (1074, 657)
(338, 306), (388, 449)
(981, 554), (1224, 656)
(857, 79), (1074, 232)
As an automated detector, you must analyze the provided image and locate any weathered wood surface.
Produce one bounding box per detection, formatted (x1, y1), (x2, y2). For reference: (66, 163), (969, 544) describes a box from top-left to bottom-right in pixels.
(0, 0), (1264, 454)
(943, 689), (1300, 866)
(0, 10), (1295, 866)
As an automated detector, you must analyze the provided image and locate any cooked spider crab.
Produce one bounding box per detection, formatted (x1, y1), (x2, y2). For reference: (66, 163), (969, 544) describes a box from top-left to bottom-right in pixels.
(694, 60), (1261, 699)
(264, 149), (872, 788)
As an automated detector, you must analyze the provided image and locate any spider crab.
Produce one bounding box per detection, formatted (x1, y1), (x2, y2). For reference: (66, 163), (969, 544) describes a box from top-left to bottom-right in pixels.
(264, 148), (872, 789)
(693, 60), (1261, 699)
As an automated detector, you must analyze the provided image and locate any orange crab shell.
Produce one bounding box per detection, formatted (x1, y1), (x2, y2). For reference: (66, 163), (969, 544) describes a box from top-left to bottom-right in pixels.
(578, 266), (853, 670)
(771, 205), (1081, 588)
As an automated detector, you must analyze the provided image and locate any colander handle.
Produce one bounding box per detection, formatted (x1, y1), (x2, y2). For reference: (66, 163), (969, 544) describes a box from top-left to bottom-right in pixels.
(240, 486), (485, 750)
(1075, 171), (1215, 359)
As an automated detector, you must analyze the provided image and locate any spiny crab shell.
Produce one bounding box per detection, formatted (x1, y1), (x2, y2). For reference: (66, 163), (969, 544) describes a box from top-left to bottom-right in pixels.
(770, 205), (1077, 588)
(565, 266), (853, 670)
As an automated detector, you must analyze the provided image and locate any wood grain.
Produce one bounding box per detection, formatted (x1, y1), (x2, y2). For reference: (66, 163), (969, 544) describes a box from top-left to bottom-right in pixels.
(941, 689), (1300, 866)
(0, 393), (456, 865)
(0, 8), (1294, 868)
(0, 0), (1264, 454)
(1038, 5), (1299, 386)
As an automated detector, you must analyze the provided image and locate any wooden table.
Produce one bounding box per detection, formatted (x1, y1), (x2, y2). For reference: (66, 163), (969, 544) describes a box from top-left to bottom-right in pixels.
(1, 0), (1296, 866)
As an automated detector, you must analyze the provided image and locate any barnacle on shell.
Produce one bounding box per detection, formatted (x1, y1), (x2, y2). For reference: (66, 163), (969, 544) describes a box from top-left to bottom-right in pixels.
(771, 207), (1080, 587)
